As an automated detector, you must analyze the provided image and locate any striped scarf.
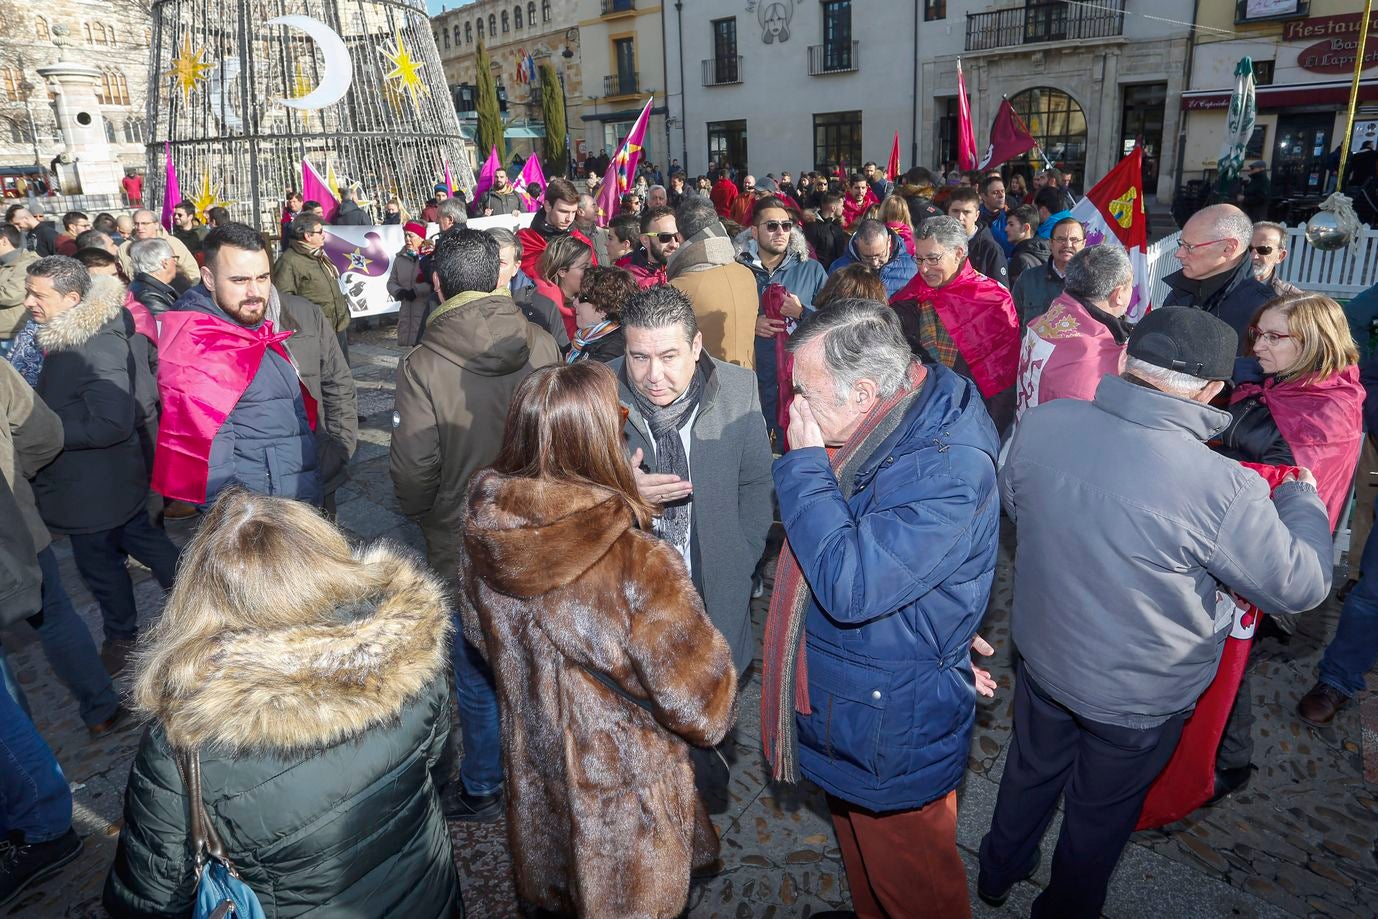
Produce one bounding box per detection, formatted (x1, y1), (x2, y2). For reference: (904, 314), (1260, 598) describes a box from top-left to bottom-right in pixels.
(566, 319), (619, 364)
(761, 361), (928, 782)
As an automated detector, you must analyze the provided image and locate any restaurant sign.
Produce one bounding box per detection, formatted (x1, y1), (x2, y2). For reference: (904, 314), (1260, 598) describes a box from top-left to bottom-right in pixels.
(1288, 13), (1378, 75)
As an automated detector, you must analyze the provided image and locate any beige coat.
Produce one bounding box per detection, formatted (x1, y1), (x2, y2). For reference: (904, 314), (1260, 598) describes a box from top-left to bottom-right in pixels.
(117, 234), (199, 285)
(0, 359), (61, 552)
(0, 248), (38, 337)
(668, 233), (759, 370)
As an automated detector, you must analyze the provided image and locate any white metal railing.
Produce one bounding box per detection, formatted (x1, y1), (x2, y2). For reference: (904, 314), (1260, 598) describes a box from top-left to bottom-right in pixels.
(1145, 226), (1378, 305)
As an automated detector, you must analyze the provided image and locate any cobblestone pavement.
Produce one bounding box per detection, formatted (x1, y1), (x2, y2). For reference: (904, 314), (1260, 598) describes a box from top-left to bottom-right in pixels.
(5, 324), (1376, 918)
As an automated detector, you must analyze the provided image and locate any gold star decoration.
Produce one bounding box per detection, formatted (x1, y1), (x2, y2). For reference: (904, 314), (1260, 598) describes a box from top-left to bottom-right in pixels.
(191, 172), (236, 223)
(164, 35), (214, 102)
(379, 30), (428, 111)
(292, 61), (315, 130)
(346, 247), (373, 272)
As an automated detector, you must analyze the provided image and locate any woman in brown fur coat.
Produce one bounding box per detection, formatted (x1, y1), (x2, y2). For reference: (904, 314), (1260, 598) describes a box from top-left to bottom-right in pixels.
(458, 361), (738, 918)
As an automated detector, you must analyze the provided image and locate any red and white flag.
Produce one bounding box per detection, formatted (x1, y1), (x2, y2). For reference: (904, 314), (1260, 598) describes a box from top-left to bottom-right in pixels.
(956, 59), (978, 172)
(977, 99), (1037, 171)
(1070, 146), (1151, 320)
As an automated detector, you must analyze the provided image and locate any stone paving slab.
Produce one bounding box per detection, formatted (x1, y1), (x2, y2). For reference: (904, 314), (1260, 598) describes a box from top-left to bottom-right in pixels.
(5, 325), (1376, 918)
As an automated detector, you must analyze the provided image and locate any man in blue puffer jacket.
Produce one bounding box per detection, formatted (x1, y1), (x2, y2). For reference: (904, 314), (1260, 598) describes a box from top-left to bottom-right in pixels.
(828, 220), (918, 299)
(762, 299), (1000, 919)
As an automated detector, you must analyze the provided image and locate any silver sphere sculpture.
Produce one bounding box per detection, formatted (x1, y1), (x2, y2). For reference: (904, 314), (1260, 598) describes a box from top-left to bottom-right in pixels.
(1305, 210), (1353, 251)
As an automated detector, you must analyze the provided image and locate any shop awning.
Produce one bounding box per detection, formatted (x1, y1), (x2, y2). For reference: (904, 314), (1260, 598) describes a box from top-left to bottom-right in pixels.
(505, 125), (546, 139)
(1181, 78), (1378, 110)
(580, 105), (668, 123)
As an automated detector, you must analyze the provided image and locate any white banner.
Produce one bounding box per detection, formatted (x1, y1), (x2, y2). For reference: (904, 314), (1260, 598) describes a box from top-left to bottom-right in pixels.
(322, 224), (405, 318)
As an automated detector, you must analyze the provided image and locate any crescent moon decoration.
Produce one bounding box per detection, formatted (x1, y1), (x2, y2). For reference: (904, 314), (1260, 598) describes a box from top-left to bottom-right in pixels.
(379, 30), (429, 111)
(206, 56), (242, 131)
(267, 15), (353, 111)
(164, 34), (213, 101)
(191, 172), (236, 223)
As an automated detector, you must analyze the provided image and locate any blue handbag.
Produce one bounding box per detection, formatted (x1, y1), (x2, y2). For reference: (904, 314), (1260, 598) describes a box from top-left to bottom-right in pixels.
(177, 750), (267, 919)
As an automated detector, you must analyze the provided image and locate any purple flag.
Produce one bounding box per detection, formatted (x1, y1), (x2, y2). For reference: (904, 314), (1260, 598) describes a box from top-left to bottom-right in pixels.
(471, 145), (500, 212)
(161, 143), (182, 231)
(516, 155), (547, 212)
(301, 158), (339, 223)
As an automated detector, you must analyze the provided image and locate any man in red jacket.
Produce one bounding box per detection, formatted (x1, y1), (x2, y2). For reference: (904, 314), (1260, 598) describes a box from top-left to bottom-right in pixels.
(890, 215), (1020, 433)
(516, 178), (596, 324)
(709, 169), (739, 218)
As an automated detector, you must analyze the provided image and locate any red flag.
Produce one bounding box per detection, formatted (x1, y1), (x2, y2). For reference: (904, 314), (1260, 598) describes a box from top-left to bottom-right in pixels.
(977, 99), (1037, 171)
(835, 160), (847, 182)
(956, 59), (978, 172)
(886, 131), (901, 182)
(1070, 147), (1151, 320)
(595, 97), (654, 227)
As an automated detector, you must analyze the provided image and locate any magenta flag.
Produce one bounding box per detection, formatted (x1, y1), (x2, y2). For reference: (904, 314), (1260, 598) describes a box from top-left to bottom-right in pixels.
(471, 145), (500, 211)
(956, 59), (978, 172)
(160, 143), (182, 231)
(301, 158), (339, 223)
(443, 156), (456, 196)
(516, 155), (547, 212)
(594, 97), (654, 227)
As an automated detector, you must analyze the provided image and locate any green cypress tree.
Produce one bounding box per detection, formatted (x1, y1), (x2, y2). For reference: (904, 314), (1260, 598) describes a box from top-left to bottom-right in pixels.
(475, 41), (504, 160)
(539, 62), (568, 179)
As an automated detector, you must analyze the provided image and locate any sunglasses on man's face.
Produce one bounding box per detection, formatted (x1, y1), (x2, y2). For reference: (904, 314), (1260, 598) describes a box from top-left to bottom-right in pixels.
(760, 220), (794, 233)
(652, 232), (678, 243)
(1249, 245), (1276, 256)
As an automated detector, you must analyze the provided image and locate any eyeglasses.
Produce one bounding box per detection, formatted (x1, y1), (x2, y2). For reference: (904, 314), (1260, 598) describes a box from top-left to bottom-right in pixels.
(1249, 326), (1294, 345)
(1249, 245), (1276, 256)
(652, 232), (678, 243)
(915, 254), (947, 266)
(1177, 237), (1230, 254)
(1051, 236), (1085, 245)
(760, 220), (794, 233)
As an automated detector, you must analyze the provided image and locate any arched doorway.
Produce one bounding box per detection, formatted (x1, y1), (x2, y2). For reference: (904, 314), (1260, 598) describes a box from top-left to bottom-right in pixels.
(1008, 86), (1086, 188)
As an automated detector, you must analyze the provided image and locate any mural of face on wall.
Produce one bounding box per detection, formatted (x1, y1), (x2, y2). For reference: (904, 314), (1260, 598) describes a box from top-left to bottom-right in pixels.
(758, 0), (792, 44)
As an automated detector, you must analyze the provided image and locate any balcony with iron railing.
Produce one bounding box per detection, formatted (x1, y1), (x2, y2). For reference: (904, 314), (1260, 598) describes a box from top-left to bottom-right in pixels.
(604, 71), (639, 97)
(702, 56), (743, 86)
(807, 40), (858, 76)
(965, 0), (1125, 52)
(600, 0), (635, 16)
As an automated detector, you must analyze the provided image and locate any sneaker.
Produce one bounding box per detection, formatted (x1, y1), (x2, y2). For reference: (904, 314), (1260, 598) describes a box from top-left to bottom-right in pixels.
(0, 828), (83, 907)
(442, 787), (503, 823)
(977, 848), (1041, 908)
(1297, 682), (1350, 728)
(100, 638), (137, 677)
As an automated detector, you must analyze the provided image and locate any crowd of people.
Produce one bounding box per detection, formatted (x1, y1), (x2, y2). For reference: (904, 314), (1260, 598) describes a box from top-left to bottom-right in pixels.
(0, 147), (1373, 919)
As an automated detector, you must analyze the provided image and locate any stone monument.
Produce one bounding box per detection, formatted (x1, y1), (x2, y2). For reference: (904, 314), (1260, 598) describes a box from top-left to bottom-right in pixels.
(36, 25), (124, 196)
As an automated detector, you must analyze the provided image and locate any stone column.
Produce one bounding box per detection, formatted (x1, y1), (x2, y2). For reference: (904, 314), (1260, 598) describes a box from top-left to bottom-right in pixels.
(36, 27), (123, 196)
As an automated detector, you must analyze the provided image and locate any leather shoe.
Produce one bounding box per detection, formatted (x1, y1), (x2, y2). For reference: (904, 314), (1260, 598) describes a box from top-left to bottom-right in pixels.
(87, 706), (137, 740)
(977, 848), (1041, 907)
(442, 787), (503, 823)
(100, 638), (137, 677)
(1207, 763), (1254, 805)
(1297, 682), (1350, 727)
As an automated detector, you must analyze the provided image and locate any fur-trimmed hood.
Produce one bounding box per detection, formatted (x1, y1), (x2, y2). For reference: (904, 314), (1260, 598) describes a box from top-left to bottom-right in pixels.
(35, 275), (126, 352)
(464, 470), (634, 598)
(141, 543), (453, 753)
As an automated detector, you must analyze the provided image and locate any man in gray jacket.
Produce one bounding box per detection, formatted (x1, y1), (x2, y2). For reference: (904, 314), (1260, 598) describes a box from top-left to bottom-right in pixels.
(979, 307), (1332, 918)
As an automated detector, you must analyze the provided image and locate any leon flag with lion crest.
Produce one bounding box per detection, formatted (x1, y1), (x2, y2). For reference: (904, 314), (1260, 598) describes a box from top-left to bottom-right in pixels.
(1070, 147), (1151, 321)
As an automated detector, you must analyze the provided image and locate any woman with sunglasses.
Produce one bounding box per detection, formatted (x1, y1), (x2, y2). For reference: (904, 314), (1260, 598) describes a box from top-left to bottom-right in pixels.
(568, 265), (635, 363)
(457, 362), (737, 919)
(1208, 293), (1363, 802)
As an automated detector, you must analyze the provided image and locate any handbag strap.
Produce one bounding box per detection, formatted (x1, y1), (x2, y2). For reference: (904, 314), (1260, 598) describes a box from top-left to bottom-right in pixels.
(176, 748), (231, 873)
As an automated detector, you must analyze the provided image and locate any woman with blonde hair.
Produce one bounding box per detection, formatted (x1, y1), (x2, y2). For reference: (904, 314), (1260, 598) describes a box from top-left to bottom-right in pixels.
(878, 194), (916, 256)
(535, 233), (594, 340)
(1209, 292), (1363, 801)
(458, 361), (737, 919)
(103, 490), (460, 917)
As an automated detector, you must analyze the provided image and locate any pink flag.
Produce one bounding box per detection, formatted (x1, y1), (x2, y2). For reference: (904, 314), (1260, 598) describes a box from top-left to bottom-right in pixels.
(160, 142), (182, 231)
(443, 156), (456, 196)
(956, 59), (978, 172)
(594, 97), (654, 227)
(471, 145), (500, 211)
(516, 155), (547, 212)
(301, 158), (339, 223)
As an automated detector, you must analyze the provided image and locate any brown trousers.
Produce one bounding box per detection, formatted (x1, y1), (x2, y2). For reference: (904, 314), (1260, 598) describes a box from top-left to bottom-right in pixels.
(828, 791), (971, 919)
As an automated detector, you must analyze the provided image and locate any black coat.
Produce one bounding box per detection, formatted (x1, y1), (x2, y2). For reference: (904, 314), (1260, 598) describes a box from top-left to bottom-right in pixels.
(1213, 394), (1295, 467)
(1162, 255), (1275, 343)
(32, 276), (149, 534)
(128, 273), (180, 314)
(333, 199), (372, 226)
(575, 326), (625, 364)
(803, 218), (849, 270)
(967, 226), (1010, 288)
(1009, 237), (1050, 284)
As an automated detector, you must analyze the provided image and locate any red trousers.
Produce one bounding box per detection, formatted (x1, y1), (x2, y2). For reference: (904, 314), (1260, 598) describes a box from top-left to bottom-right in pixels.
(828, 791), (972, 919)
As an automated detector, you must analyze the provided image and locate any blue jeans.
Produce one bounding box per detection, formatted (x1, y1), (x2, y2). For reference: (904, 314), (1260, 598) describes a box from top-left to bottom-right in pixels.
(34, 547), (120, 727)
(452, 618), (502, 796)
(0, 652), (73, 843)
(1319, 496), (1378, 696)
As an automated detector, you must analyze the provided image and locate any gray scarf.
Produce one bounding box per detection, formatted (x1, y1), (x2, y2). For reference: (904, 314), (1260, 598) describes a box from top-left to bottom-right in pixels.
(629, 366), (705, 549)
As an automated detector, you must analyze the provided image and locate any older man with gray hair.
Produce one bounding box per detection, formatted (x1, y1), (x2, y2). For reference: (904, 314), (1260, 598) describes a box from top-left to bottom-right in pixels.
(646, 184), (669, 210)
(763, 298), (1000, 918)
(1016, 244), (1134, 420)
(891, 215), (1021, 432)
(117, 209), (199, 284)
(127, 238), (181, 315)
(1162, 203), (1273, 346)
(982, 306), (1332, 916)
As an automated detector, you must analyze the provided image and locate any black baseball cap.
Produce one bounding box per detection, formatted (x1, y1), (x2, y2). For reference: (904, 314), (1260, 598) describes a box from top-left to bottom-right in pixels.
(1126, 307), (1238, 382)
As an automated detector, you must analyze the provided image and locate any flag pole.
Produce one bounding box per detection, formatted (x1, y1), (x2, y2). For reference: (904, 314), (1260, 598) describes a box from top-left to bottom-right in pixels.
(1335, 0), (1374, 187)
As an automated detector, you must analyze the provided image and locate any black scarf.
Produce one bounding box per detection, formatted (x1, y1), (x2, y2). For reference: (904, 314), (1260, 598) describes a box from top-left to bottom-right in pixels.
(627, 365), (705, 549)
(1071, 293), (1132, 344)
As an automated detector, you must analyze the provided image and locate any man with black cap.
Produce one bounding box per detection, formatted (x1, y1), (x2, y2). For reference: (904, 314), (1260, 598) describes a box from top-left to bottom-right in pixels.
(979, 306), (1333, 918)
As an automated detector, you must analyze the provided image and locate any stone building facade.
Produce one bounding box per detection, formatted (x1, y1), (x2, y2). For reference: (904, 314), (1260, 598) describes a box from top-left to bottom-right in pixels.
(0, 0), (152, 174)
(431, 0), (584, 164)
